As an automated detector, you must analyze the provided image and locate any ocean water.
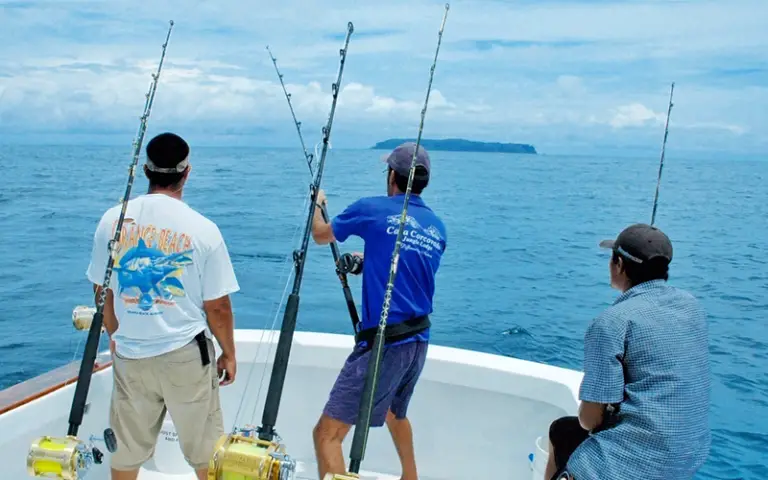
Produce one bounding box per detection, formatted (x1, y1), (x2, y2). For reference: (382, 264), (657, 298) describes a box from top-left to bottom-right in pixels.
(0, 145), (766, 479)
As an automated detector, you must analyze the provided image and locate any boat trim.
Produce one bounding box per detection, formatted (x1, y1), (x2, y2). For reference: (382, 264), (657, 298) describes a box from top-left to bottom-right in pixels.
(0, 357), (112, 416)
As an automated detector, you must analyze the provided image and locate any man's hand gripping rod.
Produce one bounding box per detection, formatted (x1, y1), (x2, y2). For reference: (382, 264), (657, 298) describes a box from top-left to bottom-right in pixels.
(325, 4), (450, 479)
(25, 20), (174, 480)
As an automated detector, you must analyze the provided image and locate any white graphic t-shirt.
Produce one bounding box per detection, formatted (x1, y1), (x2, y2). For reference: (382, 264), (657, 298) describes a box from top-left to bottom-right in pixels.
(86, 193), (240, 359)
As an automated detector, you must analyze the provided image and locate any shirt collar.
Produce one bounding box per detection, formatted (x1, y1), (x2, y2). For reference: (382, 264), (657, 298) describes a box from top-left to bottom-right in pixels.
(392, 193), (425, 206)
(613, 279), (667, 305)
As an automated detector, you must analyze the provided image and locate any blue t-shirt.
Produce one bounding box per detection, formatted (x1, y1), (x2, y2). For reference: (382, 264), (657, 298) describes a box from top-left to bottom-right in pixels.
(330, 194), (447, 345)
(568, 280), (711, 480)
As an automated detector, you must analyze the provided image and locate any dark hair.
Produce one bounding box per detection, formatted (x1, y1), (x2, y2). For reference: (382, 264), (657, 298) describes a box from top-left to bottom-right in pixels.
(145, 132), (189, 189)
(612, 250), (669, 286)
(388, 166), (429, 194)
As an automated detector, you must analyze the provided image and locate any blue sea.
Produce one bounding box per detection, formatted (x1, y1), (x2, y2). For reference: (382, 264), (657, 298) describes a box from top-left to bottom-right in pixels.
(0, 145), (765, 479)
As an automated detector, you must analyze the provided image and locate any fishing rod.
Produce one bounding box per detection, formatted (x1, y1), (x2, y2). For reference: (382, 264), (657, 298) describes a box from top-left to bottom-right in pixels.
(265, 45), (362, 334)
(332, 5), (451, 479)
(266, 45), (315, 174)
(26, 20), (174, 480)
(650, 82), (675, 226)
(206, 21), (354, 480)
(260, 20), (353, 442)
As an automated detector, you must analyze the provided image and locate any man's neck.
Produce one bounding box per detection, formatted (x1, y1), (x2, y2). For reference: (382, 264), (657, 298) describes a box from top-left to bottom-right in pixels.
(148, 187), (183, 200)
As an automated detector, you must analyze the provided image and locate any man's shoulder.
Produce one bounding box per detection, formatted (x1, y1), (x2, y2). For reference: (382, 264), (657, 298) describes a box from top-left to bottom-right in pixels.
(625, 283), (703, 315)
(589, 306), (630, 334)
(101, 196), (223, 243)
(353, 195), (390, 208)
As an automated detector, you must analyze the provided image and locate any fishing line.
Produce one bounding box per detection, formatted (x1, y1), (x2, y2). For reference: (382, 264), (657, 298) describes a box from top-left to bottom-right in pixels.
(267, 45), (315, 176)
(650, 82), (675, 226)
(229, 195), (309, 429)
(265, 45), (361, 335)
(345, 4), (450, 476)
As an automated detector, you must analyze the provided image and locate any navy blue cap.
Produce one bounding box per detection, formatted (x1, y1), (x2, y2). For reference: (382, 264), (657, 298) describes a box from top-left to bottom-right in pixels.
(382, 142), (431, 176)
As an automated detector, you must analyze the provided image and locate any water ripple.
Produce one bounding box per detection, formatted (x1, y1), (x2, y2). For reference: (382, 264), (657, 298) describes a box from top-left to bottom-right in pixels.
(0, 147), (765, 479)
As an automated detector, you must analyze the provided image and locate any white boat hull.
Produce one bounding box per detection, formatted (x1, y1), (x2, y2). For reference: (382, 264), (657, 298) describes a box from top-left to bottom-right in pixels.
(0, 330), (583, 480)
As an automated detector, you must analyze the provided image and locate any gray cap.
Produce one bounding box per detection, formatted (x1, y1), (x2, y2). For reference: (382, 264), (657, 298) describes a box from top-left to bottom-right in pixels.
(383, 142), (431, 176)
(599, 223), (673, 264)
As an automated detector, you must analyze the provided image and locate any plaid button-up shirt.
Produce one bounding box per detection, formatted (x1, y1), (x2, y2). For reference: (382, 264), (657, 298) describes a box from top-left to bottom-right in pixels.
(567, 280), (711, 479)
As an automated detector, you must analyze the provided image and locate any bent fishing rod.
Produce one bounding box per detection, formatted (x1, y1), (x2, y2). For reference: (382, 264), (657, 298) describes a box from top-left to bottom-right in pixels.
(650, 82), (675, 226)
(265, 45), (361, 334)
(65, 21), (174, 442)
(258, 21), (355, 443)
(345, 4), (450, 476)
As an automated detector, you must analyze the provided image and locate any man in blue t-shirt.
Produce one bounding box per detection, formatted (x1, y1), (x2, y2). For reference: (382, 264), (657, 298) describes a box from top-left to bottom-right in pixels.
(310, 142), (447, 480)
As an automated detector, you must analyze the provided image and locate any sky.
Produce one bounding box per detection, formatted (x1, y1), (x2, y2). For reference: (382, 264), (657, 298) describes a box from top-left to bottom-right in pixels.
(0, 0), (766, 156)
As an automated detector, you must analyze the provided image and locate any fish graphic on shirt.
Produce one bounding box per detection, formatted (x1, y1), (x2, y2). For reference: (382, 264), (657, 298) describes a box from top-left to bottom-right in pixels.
(113, 238), (194, 311)
(386, 214), (422, 230)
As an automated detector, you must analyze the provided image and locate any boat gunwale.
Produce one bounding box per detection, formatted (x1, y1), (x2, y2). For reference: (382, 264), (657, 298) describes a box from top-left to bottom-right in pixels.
(0, 356), (112, 416)
(0, 330), (583, 417)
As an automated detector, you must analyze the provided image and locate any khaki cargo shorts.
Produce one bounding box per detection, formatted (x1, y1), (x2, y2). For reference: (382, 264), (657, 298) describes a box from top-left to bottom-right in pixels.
(109, 338), (224, 471)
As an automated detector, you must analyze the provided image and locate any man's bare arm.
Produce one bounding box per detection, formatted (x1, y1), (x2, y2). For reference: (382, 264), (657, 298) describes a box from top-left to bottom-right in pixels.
(204, 295), (236, 357)
(93, 284), (118, 336)
(311, 204), (335, 245)
(578, 401), (605, 431)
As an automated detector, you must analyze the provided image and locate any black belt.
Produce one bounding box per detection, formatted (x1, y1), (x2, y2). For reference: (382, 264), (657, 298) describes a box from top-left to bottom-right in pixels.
(194, 331), (211, 366)
(354, 315), (431, 346)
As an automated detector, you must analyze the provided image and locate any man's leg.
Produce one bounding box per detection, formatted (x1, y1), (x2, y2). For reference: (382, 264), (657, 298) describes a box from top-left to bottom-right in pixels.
(159, 339), (224, 480)
(387, 340), (428, 480)
(109, 354), (166, 479)
(313, 414), (352, 478)
(385, 411), (417, 480)
(545, 416), (590, 480)
(314, 342), (413, 478)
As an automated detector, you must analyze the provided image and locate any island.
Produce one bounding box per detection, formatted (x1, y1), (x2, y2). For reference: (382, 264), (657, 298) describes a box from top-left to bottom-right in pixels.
(371, 138), (537, 155)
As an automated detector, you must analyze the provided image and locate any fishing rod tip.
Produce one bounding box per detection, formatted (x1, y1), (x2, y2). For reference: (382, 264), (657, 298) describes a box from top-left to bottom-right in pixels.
(348, 21), (354, 33)
(169, 20), (174, 26)
(445, 3), (450, 9)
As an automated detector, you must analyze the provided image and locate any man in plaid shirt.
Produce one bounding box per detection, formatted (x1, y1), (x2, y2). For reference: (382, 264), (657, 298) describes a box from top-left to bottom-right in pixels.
(546, 224), (711, 480)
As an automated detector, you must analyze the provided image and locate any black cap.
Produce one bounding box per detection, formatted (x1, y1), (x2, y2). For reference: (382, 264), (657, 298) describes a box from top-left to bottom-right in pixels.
(145, 132), (190, 174)
(599, 223), (673, 264)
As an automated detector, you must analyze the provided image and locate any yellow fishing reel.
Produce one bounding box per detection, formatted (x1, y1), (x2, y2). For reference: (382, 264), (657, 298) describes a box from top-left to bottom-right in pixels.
(72, 306), (100, 332)
(27, 431), (117, 479)
(208, 428), (296, 480)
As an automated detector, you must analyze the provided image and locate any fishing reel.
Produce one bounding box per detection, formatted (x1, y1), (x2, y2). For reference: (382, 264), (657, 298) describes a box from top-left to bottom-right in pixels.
(337, 253), (363, 276)
(27, 430), (117, 479)
(72, 305), (100, 332)
(208, 427), (296, 480)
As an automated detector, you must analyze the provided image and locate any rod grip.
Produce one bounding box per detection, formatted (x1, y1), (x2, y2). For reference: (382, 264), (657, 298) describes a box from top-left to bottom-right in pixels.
(259, 293), (300, 439)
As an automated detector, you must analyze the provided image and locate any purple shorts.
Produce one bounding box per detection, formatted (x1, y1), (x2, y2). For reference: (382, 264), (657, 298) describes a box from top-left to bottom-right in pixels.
(323, 340), (428, 427)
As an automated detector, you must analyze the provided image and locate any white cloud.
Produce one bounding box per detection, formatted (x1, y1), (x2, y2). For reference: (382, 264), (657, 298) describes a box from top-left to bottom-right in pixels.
(0, 0), (765, 153)
(609, 103), (665, 128)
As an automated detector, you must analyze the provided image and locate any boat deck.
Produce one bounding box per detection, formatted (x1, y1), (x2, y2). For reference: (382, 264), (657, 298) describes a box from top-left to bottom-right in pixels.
(138, 462), (403, 479)
(1, 330), (581, 480)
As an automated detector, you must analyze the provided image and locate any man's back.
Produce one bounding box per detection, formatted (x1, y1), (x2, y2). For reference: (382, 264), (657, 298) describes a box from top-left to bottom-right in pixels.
(86, 193), (237, 359)
(331, 193), (447, 334)
(569, 280), (711, 479)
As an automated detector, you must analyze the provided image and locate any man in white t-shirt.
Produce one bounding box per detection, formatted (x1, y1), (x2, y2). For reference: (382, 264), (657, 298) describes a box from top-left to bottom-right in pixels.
(86, 132), (239, 480)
